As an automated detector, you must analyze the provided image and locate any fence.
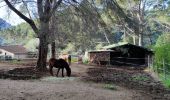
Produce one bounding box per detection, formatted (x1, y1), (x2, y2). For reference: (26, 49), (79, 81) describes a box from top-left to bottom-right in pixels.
(91, 56), (151, 67)
(150, 59), (170, 81)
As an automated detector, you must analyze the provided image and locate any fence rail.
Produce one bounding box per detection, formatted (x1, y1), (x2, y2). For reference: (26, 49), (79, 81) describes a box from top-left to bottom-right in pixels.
(91, 56), (150, 67)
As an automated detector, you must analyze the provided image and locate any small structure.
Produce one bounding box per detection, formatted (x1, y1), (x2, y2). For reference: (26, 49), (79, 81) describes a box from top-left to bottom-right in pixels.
(0, 45), (28, 60)
(89, 50), (114, 65)
(89, 42), (153, 66)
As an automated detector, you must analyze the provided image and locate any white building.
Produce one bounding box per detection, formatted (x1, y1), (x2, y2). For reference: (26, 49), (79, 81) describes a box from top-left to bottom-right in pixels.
(0, 45), (28, 60)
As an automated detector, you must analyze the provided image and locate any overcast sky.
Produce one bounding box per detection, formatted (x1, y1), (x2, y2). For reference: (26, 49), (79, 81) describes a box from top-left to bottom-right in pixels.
(0, 2), (24, 26)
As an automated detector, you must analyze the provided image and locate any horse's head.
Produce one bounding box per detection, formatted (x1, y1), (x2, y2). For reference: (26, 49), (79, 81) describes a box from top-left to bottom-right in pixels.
(49, 58), (56, 66)
(67, 68), (71, 77)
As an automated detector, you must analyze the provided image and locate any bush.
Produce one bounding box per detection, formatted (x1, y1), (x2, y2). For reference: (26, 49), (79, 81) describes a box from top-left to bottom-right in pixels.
(154, 44), (170, 71)
(154, 33), (170, 71)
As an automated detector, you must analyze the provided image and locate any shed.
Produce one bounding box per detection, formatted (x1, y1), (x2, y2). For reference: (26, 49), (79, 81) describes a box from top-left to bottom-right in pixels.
(89, 42), (154, 66)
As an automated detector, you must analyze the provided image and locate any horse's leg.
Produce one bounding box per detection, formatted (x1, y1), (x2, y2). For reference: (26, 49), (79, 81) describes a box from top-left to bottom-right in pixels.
(56, 68), (60, 77)
(62, 68), (64, 77)
(49, 64), (54, 76)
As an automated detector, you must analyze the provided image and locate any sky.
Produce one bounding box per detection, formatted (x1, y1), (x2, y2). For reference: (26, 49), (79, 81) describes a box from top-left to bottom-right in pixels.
(0, 0), (80, 26)
(0, 2), (25, 26)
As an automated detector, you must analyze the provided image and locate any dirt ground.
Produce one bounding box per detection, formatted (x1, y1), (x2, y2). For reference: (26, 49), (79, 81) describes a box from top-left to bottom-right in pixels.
(0, 61), (168, 100)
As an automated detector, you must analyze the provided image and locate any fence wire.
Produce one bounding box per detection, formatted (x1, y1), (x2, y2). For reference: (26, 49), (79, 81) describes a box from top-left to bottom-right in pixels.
(151, 60), (170, 81)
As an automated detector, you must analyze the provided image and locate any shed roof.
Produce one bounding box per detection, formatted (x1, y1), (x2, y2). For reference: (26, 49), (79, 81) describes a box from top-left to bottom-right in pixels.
(0, 45), (27, 54)
(102, 42), (153, 53)
(88, 50), (115, 53)
(102, 42), (129, 49)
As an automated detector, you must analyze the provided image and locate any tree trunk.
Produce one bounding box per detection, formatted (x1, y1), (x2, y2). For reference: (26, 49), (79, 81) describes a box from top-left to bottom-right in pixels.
(36, 38), (48, 71)
(51, 41), (56, 58)
(36, 22), (49, 71)
(133, 36), (136, 45)
(138, 33), (143, 46)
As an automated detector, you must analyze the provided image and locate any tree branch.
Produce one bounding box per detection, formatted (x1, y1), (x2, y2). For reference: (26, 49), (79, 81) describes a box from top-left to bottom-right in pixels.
(37, 0), (43, 20)
(51, 0), (62, 16)
(4, 0), (38, 34)
(21, 0), (32, 19)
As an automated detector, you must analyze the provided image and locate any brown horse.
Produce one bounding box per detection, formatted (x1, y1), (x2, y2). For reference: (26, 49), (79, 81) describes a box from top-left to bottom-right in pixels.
(49, 58), (71, 77)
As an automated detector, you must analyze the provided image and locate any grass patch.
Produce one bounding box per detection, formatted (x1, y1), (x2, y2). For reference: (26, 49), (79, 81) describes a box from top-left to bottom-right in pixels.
(9, 60), (22, 64)
(162, 79), (170, 88)
(71, 58), (78, 63)
(104, 84), (116, 90)
(132, 75), (149, 81)
(159, 73), (170, 88)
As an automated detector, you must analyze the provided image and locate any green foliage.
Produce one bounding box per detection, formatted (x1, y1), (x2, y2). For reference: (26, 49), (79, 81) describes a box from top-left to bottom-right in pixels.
(71, 57), (78, 63)
(155, 33), (170, 47)
(0, 22), (35, 45)
(24, 38), (39, 52)
(2, 0), (170, 56)
(104, 84), (116, 90)
(154, 33), (170, 88)
(159, 73), (170, 89)
(154, 33), (170, 71)
(163, 79), (170, 88)
(132, 75), (149, 82)
(62, 43), (75, 54)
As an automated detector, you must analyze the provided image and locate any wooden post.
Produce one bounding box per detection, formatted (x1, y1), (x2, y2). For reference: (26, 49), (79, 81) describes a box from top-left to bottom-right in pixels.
(151, 56), (154, 71)
(148, 55), (150, 71)
(108, 52), (111, 67)
(163, 59), (166, 80)
(155, 61), (158, 76)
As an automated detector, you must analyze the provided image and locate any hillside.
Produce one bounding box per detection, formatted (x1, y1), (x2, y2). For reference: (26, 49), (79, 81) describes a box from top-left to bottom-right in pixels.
(0, 18), (11, 30)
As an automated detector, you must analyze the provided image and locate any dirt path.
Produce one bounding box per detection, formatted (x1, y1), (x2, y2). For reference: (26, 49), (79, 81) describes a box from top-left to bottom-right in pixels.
(0, 77), (151, 100)
(0, 63), (156, 100)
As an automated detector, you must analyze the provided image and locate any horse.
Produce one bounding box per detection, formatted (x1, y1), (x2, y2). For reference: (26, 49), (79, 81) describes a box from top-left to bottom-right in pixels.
(48, 58), (71, 77)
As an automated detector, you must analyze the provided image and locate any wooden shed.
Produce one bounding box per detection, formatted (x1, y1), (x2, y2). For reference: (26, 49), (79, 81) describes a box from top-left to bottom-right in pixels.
(89, 42), (154, 66)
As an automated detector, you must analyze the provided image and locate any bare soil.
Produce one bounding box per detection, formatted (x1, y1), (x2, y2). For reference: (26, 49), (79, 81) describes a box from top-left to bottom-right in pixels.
(0, 61), (169, 100)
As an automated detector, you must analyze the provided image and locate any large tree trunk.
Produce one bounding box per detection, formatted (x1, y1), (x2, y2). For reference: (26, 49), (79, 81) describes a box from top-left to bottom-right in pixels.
(36, 38), (48, 71)
(36, 22), (49, 71)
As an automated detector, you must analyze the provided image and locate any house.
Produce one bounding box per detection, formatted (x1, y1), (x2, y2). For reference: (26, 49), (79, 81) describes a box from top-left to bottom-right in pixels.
(89, 42), (153, 66)
(0, 45), (28, 60)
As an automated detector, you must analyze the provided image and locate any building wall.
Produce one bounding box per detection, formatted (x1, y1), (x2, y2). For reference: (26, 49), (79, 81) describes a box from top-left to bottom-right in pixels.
(0, 49), (27, 60)
(89, 51), (110, 65)
(0, 49), (14, 58)
(14, 54), (27, 59)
